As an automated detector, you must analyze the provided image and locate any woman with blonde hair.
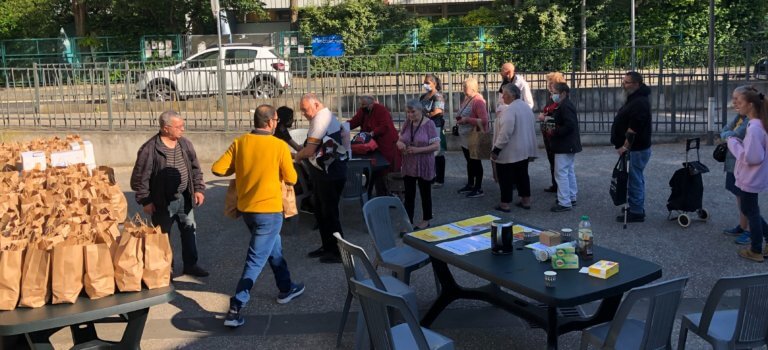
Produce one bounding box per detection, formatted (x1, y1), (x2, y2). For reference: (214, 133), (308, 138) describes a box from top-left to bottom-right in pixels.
(538, 72), (567, 193)
(455, 77), (489, 198)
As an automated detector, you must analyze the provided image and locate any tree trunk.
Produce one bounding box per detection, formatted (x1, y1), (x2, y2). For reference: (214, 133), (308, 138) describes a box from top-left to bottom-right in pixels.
(290, 0), (298, 31)
(72, 0), (86, 37)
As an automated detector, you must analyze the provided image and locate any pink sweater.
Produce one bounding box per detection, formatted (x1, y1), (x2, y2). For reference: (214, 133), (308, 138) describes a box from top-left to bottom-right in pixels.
(728, 118), (768, 193)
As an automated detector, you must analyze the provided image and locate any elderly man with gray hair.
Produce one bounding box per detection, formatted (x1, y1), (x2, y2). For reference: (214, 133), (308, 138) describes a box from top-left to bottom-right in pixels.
(347, 95), (400, 197)
(130, 110), (208, 277)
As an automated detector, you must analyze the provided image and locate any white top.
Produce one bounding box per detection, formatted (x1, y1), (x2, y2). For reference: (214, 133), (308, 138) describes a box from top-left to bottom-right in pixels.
(496, 74), (535, 112)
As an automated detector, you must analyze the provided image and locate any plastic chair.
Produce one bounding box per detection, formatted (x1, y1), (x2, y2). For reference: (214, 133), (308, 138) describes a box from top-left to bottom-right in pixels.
(340, 159), (371, 221)
(350, 278), (454, 350)
(362, 197), (434, 287)
(334, 233), (418, 349)
(677, 273), (768, 350)
(580, 276), (689, 350)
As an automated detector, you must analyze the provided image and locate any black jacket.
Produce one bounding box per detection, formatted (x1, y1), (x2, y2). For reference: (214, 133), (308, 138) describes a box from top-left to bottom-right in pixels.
(549, 97), (582, 154)
(611, 83), (652, 150)
(130, 134), (205, 210)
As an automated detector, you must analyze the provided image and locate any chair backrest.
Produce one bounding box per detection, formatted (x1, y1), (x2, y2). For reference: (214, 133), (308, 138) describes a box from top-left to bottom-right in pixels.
(334, 232), (385, 290)
(362, 197), (412, 255)
(698, 272), (768, 345)
(349, 278), (431, 350)
(342, 159), (371, 199)
(603, 276), (689, 349)
(289, 128), (308, 146)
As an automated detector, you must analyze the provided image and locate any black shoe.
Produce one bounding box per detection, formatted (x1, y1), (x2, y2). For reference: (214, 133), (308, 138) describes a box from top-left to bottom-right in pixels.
(544, 185), (557, 193)
(466, 189), (484, 198)
(223, 307), (244, 328)
(571, 200), (577, 206)
(616, 212), (645, 223)
(319, 252), (342, 264)
(183, 265), (209, 277)
(307, 247), (326, 258)
(457, 185), (473, 194)
(550, 204), (572, 213)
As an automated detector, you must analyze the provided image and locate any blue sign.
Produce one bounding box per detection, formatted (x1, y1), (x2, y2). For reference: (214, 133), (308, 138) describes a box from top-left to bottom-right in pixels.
(312, 35), (345, 57)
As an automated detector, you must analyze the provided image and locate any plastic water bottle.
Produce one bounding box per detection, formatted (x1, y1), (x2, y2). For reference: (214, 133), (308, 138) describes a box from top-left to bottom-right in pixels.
(578, 215), (594, 260)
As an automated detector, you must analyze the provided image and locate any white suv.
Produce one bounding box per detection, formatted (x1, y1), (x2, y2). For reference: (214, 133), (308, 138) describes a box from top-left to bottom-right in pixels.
(136, 45), (291, 101)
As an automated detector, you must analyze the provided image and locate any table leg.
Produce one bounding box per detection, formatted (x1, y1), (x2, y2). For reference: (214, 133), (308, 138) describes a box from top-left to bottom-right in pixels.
(69, 322), (98, 344)
(118, 308), (150, 349)
(546, 305), (559, 350)
(420, 259), (461, 327)
(24, 328), (58, 350)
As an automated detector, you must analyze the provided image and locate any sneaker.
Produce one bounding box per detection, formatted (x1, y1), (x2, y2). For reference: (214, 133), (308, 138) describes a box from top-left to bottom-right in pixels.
(738, 248), (764, 263)
(432, 182), (444, 189)
(457, 185), (474, 194)
(307, 247), (326, 258)
(277, 283), (306, 304)
(615, 212), (645, 223)
(571, 200), (577, 206)
(550, 204), (572, 213)
(183, 265), (210, 277)
(319, 252), (342, 264)
(223, 307), (245, 328)
(734, 232), (751, 245)
(466, 189), (485, 198)
(723, 225), (746, 236)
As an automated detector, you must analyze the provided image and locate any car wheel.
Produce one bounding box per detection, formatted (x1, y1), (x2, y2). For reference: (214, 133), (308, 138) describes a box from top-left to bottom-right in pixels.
(248, 77), (279, 99)
(148, 81), (177, 102)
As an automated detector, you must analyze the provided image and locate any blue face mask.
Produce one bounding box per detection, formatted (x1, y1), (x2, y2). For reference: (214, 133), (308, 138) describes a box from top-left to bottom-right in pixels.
(551, 93), (561, 103)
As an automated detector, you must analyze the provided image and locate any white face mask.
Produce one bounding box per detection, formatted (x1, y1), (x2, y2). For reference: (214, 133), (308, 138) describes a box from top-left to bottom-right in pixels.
(423, 83), (432, 92)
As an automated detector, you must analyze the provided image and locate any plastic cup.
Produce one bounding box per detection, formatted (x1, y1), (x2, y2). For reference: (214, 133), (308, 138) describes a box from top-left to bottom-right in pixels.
(544, 271), (557, 288)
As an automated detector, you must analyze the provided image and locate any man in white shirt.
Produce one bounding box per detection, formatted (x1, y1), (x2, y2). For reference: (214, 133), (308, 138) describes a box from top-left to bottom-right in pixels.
(497, 62), (534, 111)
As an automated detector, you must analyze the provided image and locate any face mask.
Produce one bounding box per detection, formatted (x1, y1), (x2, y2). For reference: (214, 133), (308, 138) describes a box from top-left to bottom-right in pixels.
(423, 83), (432, 92)
(551, 93), (561, 103)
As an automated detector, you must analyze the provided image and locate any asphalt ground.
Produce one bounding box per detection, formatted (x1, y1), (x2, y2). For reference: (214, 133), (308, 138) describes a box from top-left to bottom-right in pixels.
(47, 141), (768, 349)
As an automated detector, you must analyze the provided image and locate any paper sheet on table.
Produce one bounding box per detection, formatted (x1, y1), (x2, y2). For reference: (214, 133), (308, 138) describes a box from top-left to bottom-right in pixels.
(409, 225), (468, 242)
(512, 224), (542, 241)
(448, 215), (500, 234)
(436, 233), (491, 255)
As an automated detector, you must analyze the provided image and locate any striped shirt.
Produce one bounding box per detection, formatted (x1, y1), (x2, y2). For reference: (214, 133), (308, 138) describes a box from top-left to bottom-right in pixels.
(159, 141), (189, 195)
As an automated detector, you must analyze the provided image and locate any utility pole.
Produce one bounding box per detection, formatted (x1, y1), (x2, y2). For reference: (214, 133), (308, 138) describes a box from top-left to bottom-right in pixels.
(580, 0), (587, 72)
(707, 0), (715, 145)
(630, 0), (636, 70)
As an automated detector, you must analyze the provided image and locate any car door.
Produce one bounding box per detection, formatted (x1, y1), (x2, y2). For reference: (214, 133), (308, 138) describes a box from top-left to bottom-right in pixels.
(181, 51), (219, 96)
(224, 48), (257, 93)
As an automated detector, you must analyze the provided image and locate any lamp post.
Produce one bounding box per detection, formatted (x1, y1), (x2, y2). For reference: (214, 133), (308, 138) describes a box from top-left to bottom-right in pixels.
(707, 0), (715, 145)
(211, 0), (228, 131)
(630, 0), (636, 70)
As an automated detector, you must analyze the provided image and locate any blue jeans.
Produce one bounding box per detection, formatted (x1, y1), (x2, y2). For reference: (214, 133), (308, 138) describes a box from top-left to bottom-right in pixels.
(151, 195), (198, 268)
(628, 148), (651, 215)
(739, 192), (768, 254)
(555, 153), (578, 207)
(230, 213), (292, 310)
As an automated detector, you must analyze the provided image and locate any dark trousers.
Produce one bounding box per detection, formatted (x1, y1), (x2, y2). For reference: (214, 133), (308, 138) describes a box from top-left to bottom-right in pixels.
(311, 175), (346, 253)
(461, 147), (483, 190)
(151, 194), (198, 268)
(434, 155), (446, 184)
(543, 136), (556, 188)
(404, 176), (433, 223)
(496, 159), (531, 203)
(740, 191), (768, 254)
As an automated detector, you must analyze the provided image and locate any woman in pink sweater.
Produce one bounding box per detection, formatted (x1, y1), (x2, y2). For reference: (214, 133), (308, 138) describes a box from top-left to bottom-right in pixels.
(727, 86), (768, 262)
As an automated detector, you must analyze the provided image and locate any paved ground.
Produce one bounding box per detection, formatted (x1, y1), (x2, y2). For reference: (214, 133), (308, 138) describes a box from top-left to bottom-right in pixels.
(47, 141), (768, 349)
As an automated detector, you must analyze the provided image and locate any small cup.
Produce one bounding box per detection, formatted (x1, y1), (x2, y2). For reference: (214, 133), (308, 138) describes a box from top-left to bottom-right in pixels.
(523, 229), (535, 244)
(560, 228), (573, 242)
(544, 271), (557, 288)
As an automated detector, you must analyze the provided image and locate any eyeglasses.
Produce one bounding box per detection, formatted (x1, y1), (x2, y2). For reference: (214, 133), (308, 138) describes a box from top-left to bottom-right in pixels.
(622, 80), (636, 85)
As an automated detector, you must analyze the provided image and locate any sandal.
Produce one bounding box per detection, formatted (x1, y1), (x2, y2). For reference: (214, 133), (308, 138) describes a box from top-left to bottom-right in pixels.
(515, 202), (531, 210)
(494, 205), (511, 213)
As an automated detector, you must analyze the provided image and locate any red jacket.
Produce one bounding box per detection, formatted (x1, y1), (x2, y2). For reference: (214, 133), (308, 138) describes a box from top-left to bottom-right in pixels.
(348, 103), (401, 172)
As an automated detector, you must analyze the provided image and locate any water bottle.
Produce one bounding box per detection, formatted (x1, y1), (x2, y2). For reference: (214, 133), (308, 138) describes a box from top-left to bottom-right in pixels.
(577, 215), (594, 260)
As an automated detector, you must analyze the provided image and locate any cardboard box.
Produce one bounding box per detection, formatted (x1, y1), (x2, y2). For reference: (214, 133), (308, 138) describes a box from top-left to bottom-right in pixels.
(539, 231), (561, 246)
(50, 150), (85, 167)
(589, 260), (619, 279)
(20, 151), (47, 171)
(554, 246), (575, 257)
(552, 254), (579, 269)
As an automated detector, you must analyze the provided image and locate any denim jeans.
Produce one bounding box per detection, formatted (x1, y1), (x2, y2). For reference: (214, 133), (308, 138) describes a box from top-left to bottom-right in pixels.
(554, 153), (578, 207)
(230, 213), (292, 310)
(739, 191), (768, 254)
(628, 148), (651, 215)
(151, 195), (198, 268)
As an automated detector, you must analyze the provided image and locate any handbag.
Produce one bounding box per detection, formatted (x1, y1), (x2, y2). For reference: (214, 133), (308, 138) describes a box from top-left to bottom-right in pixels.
(609, 153), (628, 206)
(713, 143), (727, 163)
(467, 124), (493, 160)
(452, 125), (459, 136)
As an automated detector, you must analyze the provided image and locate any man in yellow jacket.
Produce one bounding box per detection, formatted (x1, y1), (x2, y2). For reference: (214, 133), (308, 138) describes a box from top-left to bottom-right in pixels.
(212, 104), (304, 328)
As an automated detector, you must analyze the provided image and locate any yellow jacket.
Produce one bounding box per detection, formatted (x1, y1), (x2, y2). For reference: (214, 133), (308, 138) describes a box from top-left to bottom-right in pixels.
(212, 131), (297, 213)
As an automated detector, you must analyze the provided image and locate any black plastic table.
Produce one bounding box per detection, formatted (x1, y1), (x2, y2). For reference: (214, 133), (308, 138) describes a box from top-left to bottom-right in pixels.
(0, 286), (175, 350)
(404, 229), (661, 350)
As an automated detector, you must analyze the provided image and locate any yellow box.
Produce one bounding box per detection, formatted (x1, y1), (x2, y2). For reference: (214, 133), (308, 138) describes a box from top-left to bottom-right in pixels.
(588, 260), (619, 279)
(551, 254), (579, 269)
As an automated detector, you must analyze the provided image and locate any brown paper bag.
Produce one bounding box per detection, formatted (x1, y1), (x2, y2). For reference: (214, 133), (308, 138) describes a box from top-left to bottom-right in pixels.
(143, 232), (172, 289)
(282, 182), (298, 218)
(93, 166), (128, 222)
(19, 247), (51, 308)
(51, 244), (84, 304)
(224, 179), (240, 219)
(83, 244), (115, 299)
(0, 249), (24, 310)
(113, 232), (144, 292)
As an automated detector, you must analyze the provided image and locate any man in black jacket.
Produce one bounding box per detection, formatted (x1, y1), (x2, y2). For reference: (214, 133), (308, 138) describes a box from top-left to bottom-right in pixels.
(130, 110), (209, 277)
(544, 83), (582, 212)
(611, 72), (652, 223)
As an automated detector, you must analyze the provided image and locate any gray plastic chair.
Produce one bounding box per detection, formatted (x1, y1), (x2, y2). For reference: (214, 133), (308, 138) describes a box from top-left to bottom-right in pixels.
(340, 159), (371, 220)
(580, 276), (689, 350)
(349, 278), (454, 350)
(677, 273), (768, 350)
(362, 197), (435, 287)
(334, 233), (418, 349)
